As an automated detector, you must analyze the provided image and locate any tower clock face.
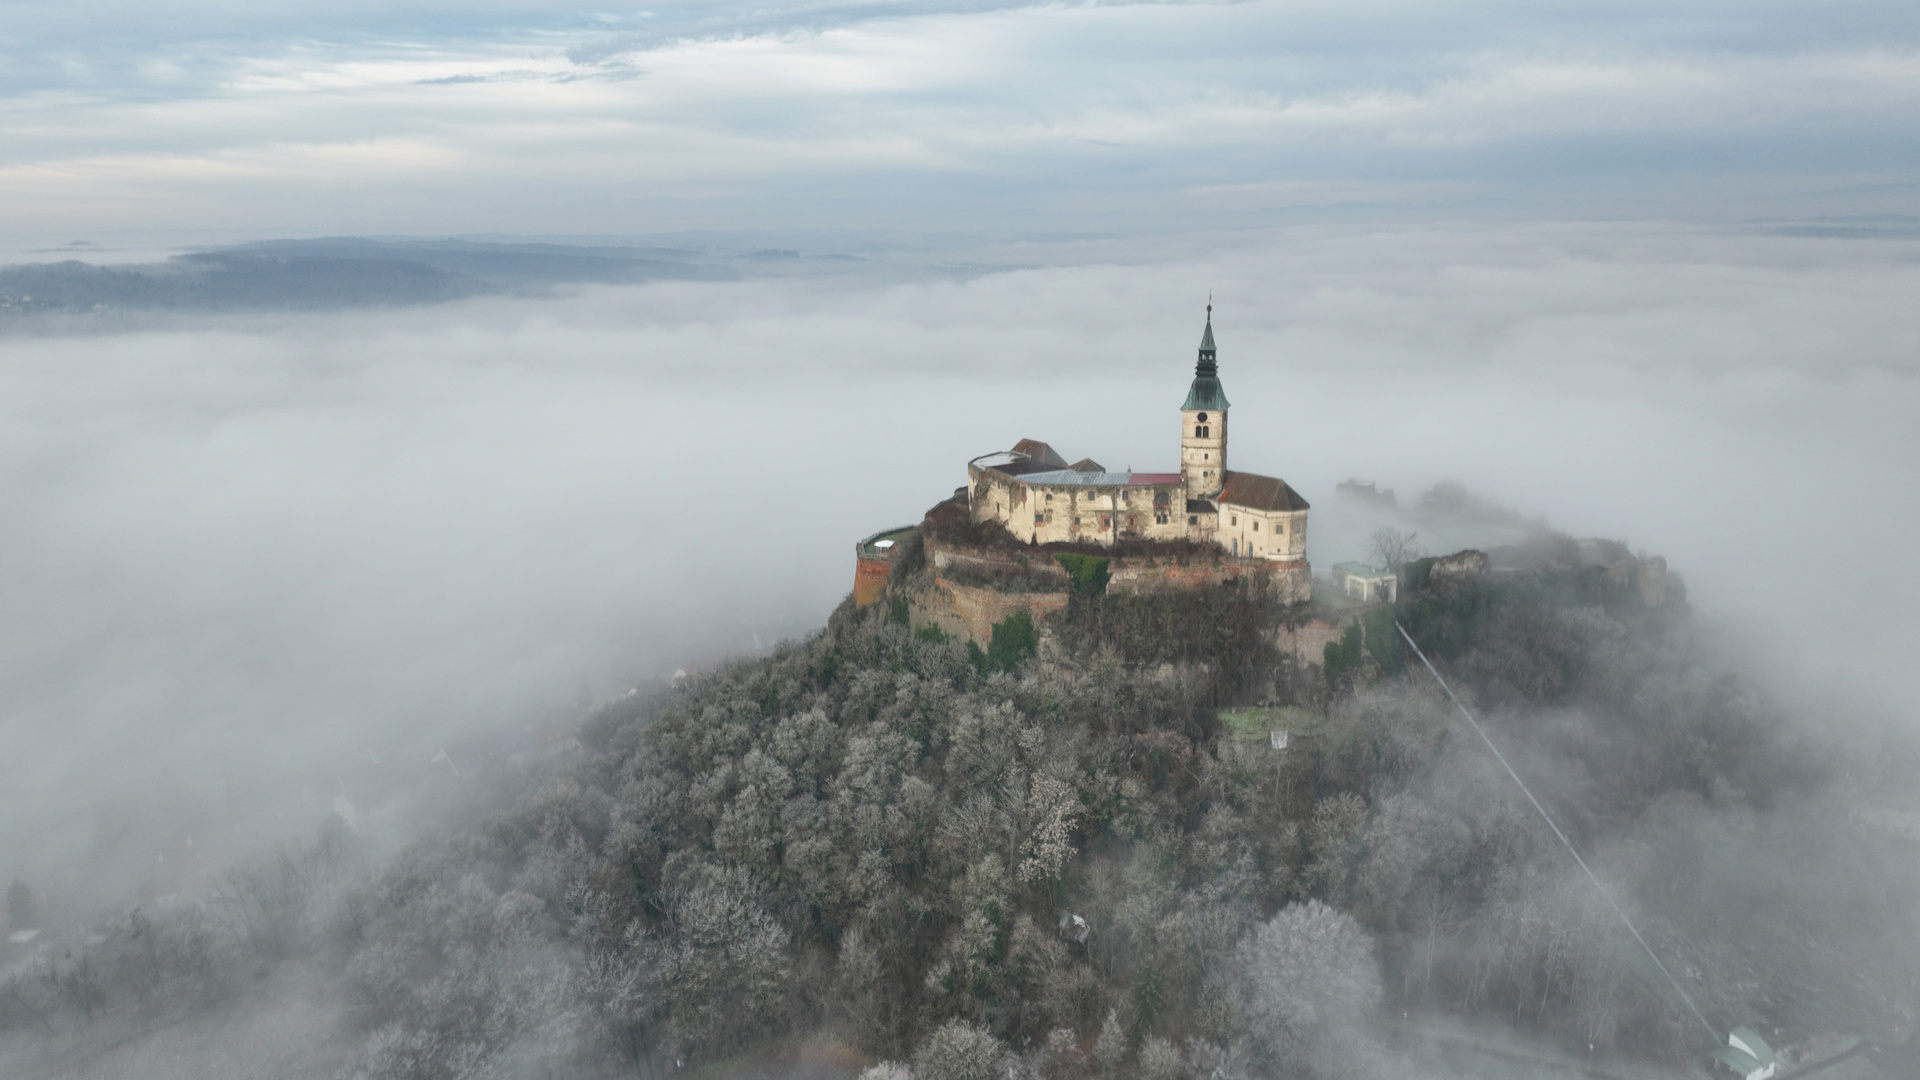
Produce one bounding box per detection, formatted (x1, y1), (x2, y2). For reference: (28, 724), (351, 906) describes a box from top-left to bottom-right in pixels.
(1197, 413), (1208, 423)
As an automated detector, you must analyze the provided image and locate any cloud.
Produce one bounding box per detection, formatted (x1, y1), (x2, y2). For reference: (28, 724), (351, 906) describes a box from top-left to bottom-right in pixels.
(1, 0), (1917, 246)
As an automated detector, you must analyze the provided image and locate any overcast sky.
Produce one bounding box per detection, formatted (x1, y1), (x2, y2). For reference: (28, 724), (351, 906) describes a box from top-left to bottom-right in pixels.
(3, 0), (1919, 251)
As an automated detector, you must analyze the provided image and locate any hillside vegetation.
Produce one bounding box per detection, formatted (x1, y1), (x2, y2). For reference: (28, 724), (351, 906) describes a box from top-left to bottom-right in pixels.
(4, 532), (1914, 1080)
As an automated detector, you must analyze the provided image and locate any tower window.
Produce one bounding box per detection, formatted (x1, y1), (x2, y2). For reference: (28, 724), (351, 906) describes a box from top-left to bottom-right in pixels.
(1197, 412), (1208, 423)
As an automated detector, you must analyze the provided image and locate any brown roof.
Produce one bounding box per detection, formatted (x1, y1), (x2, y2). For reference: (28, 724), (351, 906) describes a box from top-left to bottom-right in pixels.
(1068, 458), (1104, 473)
(1218, 471), (1310, 512)
(1010, 439), (1068, 467)
(989, 458), (1068, 478)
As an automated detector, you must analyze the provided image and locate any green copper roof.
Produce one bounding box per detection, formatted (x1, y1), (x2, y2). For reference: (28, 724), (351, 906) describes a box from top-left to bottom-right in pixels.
(1182, 315), (1230, 410)
(1182, 379), (1230, 411)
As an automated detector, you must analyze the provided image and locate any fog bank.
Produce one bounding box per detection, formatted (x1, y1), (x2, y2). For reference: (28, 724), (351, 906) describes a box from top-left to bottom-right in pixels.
(1, 220), (1916, 913)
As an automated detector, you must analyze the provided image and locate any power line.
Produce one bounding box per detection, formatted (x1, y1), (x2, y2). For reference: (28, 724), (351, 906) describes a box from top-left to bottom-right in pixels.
(1395, 621), (1716, 1038)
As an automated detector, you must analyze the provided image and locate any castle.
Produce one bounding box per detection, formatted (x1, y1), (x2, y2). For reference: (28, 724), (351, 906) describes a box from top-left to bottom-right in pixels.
(964, 308), (1310, 564)
(851, 310), (1315, 630)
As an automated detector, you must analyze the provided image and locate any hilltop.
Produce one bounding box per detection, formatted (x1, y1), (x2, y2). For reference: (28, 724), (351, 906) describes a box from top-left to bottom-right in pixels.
(4, 516), (1915, 1080)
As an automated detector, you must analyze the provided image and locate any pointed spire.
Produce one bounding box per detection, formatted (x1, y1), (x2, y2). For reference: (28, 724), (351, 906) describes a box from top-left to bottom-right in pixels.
(1182, 301), (1230, 411)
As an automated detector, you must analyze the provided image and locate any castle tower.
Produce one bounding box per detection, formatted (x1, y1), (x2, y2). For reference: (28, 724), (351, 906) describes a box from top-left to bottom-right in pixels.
(1180, 306), (1229, 500)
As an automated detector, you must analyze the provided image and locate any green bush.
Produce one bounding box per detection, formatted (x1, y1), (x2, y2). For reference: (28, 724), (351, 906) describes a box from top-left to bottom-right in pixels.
(1362, 605), (1405, 677)
(1053, 553), (1111, 598)
(968, 610), (1038, 674)
(1322, 625), (1364, 687)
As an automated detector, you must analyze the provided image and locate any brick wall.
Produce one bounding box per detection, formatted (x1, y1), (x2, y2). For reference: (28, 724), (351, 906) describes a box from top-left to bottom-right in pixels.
(854, 554), (893, 608)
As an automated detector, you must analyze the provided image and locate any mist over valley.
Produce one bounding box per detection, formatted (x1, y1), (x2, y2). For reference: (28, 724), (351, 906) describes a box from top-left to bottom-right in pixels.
(4, 0), (1920, 1075)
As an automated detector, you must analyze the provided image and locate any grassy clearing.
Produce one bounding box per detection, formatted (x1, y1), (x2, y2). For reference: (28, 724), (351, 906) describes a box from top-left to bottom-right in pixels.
(1218, 705), (1318, 741)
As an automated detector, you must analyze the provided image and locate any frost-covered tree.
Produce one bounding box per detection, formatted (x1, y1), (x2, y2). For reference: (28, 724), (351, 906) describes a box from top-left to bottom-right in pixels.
(1235, 900), (1382, 1077)
(912, 1019), (1002, 1080)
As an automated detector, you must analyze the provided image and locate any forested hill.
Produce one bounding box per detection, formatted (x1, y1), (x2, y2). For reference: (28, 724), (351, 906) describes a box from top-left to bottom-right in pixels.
(6, 530), (1916, 1080)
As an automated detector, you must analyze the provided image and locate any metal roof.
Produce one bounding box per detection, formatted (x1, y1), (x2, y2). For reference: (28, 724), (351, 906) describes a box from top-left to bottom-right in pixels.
(1019, 469), (1140, 486)
(1015, 469), (1188, 487)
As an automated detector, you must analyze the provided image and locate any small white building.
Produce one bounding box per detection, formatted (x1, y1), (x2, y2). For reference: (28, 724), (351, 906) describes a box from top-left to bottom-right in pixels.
(1331, 562), (1397, 603)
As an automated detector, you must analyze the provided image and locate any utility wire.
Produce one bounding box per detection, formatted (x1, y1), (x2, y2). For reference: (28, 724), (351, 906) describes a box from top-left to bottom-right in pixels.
(1395, 621), (1716, 1038)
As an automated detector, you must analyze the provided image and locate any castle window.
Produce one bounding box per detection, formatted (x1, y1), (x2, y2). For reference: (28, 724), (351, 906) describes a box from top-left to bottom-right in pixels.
(1073, 517), (1081, 526)
(1156, 512), (1168, 524)
(1230, 516), (1237, 526)
(1188, 515), (1198, 525)
(1045, 493), (1053, 502)
(1253, 521), (1259, 531)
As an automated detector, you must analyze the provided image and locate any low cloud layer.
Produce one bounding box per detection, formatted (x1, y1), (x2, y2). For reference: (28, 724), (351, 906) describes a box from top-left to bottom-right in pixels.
(1, 221), (1915, 913)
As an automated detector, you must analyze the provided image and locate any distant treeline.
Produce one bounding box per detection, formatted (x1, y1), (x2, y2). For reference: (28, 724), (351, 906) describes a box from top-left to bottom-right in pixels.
(0, 239), (739, 315)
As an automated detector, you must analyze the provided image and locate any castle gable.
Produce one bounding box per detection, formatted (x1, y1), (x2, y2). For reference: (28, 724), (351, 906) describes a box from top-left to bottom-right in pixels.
(1009, 439), (1068, 468)
(1218, 470), (1310, 512)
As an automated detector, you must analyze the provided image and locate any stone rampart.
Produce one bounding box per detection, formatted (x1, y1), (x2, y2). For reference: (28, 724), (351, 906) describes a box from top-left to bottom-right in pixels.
(915, 578), (1072, 643)
(1276, 618), (1352, 668)
(924, 534), (1310, 604)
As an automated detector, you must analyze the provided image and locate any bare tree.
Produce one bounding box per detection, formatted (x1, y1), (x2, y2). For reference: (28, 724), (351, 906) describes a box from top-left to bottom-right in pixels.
(1368, 527), (1423, 572)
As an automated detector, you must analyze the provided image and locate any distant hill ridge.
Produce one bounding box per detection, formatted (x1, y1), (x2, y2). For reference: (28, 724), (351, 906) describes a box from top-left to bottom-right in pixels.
(0, 237), (739, 314)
